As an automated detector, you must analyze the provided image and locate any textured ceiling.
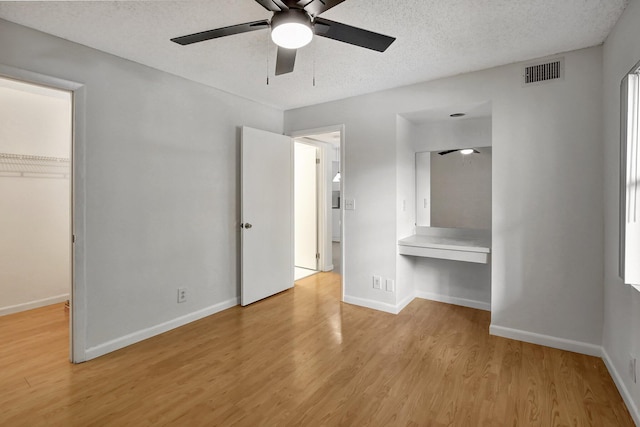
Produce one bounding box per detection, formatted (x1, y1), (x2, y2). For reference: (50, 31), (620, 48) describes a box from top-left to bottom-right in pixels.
(0, 0), (628, 110)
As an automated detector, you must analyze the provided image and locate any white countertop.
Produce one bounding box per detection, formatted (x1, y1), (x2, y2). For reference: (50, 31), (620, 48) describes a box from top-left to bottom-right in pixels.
(398, 228), (491, 263)
(398, 234), (490, 253)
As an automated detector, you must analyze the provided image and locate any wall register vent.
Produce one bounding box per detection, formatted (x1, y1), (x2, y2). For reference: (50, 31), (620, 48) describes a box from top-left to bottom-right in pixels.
(523, 58), (564, 85)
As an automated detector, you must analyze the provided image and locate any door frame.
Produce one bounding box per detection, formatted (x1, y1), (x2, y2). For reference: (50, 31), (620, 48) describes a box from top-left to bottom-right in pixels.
(289, 125), (345, 299)
(0, 64), (87, 363)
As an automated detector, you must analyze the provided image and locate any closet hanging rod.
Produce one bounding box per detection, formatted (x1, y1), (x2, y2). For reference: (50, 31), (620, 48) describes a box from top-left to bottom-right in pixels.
(0, 152), (70, 163)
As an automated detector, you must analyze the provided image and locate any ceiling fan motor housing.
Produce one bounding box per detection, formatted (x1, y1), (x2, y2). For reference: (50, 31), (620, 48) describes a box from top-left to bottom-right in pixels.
(270, 8), (314, 49)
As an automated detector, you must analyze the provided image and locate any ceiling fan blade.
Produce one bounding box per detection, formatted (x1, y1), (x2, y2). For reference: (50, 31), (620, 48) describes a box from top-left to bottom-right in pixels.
(314, 18), (395, 52)
(301, 0), (346, 16)
(275, 46), (297, 75)
(171, 20), (269, 46)
(254, 0), (288, 12)
(437, 149), (481, 155)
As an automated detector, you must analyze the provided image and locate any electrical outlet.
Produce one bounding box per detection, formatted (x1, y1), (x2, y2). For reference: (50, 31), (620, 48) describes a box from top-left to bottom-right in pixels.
(373, 275), (382, 289)
(177, 287), (187, 303)
(630, 355), (637, 384)
(385, 278), (395, 293)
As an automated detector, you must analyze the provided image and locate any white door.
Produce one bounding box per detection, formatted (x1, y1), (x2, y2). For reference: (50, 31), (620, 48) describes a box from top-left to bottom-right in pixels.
(294, 142), (318, 270)
(241, 126), (294, 306)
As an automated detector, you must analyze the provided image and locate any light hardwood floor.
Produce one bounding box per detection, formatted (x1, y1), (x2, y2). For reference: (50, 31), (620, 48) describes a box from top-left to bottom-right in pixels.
(0, 272), (633, 426)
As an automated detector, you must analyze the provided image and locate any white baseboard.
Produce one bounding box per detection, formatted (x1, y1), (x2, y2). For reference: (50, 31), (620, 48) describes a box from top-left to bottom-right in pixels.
(489, 324), (602, 357)
(85, 297), (239, 361)
(322, 264), (334, 272)
(0, 293), (70, 317)
(396, 292), (415, 313)
(415, 291), (491, 312)
(343, 294), (402, 314)
(602, 347), (640, 426)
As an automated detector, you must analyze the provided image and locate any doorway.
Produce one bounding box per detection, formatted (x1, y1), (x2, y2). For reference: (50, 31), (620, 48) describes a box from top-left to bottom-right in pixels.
(292, 127), (343, 289)
(0, 75), (74, 359)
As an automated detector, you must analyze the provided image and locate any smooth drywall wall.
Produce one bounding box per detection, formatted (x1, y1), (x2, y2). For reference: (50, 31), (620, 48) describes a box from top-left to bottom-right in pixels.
(0, 78), (71, 314)
(602, 0), (640, 421)
(285, 46), (604, 347)
(0, 19), (283, 355)
(396, 115), (416, 309)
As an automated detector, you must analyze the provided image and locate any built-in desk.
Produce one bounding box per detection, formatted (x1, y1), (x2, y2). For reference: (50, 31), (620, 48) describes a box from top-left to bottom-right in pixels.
(398, 228), (491, 264)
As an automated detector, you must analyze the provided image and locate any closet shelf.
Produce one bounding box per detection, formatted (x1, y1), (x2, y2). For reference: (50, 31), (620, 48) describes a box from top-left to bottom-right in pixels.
(0, 152), (70, 178)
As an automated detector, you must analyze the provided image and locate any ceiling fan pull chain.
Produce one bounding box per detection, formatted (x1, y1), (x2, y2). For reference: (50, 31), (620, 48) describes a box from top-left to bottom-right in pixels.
(266, 31), (270, 85)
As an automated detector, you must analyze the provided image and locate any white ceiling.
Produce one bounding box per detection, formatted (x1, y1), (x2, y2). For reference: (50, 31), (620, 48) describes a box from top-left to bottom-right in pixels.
(0, 0), (628, 110)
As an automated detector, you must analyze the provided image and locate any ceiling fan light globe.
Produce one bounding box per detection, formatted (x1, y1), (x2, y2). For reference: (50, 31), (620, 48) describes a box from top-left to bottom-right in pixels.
(460, 148), (474, 155)
(271, 23), (313, 49)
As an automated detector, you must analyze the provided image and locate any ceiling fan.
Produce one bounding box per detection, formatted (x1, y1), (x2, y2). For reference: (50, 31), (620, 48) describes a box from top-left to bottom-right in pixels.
(438, 149), (480, 155)
(170, 0), (396, 76)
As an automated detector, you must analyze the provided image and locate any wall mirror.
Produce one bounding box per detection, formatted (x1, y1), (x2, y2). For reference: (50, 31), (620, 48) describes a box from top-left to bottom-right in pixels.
(416, 147), (492, 229)
(400, 101), (493, 230)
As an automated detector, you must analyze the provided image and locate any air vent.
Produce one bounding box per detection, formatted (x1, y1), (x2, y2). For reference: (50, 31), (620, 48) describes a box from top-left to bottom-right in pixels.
(523, 58), (564, 85)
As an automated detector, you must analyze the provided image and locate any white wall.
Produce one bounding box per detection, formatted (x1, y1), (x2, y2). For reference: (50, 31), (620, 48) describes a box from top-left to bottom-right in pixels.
(602, 0), (640, 421)
(415, 151), (431, 226)
(412, 116), (493, 153)
(0, 78), (71, 314)
(0, 19), (283, 357)
(395, 115), (416, 310)
(285, 46), (604, 349)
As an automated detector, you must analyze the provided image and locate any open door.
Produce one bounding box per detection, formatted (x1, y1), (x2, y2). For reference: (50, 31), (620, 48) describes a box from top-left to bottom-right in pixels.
(294, 142), (318, 271)
(241, 126), (294, 306)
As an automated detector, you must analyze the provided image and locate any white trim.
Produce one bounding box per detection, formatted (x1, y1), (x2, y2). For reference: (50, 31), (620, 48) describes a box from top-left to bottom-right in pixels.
(322, 264), (334, 272)
(85, 298), (239, 361)
(343, 294), (400, 314)
(396, 292), (415, 313)
(343, 294), (414, 315)
(416, 291), (491, 311)
(602, 347), (640, 426)
(0, 294), (70, 317)
(489, 324), (601, 357)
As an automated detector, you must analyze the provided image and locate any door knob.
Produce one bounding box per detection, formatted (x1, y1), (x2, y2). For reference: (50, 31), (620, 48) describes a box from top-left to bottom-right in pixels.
(242, 223), (253, 229)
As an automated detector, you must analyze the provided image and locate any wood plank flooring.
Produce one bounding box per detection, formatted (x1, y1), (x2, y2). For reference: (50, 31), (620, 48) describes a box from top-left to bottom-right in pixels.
(0, 272), (633, 426)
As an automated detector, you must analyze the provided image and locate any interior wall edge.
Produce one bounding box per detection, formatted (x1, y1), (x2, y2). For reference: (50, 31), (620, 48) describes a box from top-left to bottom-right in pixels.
(489, 324), (602, 357)
(84, 297), (239, 361)
(415, 291), (490, 312)
(602, 346), (640, 426)
(343, 294), (407, 315)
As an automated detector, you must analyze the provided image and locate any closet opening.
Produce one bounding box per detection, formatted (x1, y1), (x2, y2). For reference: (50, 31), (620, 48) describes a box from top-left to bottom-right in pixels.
(0, 75), (73, 360)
